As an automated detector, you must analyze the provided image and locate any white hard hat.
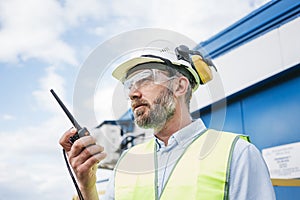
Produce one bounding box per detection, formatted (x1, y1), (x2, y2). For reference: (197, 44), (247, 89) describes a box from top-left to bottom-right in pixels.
(112, 46), (215, 92)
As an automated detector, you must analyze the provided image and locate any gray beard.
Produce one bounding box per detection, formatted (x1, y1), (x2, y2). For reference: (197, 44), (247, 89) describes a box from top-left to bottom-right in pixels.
(134, 88), (176, 130)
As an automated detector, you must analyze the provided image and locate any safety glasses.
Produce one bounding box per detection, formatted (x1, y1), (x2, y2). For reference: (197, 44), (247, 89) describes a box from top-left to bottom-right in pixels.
(123, 69), (177, 96)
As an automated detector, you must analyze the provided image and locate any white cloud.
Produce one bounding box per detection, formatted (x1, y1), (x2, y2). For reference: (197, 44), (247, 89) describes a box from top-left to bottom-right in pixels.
(91, 0), (269, 41)
(0, 0), (73, 64)
(0, 64), (80, 199)
(63, 0), (108, 26)
(0, 114), (76, 200)
(94, 81), (128, 123)
(1, 114), (15, 120)
(0, 0), (268, 65)
(0, 64), (112, 199)
(32, 65), (67, 113)
(0, 0), (107, 65)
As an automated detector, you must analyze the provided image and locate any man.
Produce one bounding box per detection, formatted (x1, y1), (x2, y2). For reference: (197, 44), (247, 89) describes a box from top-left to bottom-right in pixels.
(59, 45), (275, 200)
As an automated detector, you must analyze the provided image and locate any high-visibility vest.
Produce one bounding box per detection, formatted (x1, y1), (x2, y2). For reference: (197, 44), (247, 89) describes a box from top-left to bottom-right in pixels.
(115, 129), (249, 200)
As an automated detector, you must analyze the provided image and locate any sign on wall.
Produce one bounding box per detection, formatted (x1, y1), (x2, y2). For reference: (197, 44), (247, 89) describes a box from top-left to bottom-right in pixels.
(262, 142), (300, 179)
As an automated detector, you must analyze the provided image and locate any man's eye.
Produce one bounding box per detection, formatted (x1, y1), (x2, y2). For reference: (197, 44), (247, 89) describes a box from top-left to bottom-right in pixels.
(127, 84), (133, 90)
(137, 78), (153, 86)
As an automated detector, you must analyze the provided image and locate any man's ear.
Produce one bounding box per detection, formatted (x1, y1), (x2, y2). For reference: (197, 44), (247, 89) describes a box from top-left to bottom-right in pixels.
(174, 76), (189, 97)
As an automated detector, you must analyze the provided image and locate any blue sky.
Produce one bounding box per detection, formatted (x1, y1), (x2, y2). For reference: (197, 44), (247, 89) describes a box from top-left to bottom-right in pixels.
(0, 0), (269, 199)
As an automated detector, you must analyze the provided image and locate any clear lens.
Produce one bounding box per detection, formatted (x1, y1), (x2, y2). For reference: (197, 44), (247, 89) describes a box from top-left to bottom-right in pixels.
(124, 69), (153, 94)
(123, 69), (177, 97)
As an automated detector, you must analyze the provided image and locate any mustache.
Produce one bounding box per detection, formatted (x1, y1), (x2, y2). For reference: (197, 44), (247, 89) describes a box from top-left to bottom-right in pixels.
(131, 99), (150, 110)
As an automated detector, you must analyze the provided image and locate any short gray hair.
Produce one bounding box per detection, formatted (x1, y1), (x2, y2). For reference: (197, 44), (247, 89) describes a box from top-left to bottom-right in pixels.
(165, 65), (192, 110)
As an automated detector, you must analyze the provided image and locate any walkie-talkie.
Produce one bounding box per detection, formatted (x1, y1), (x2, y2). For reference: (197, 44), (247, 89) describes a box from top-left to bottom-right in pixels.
(50, 89), (89, 143)
(51, 89), (89, 200)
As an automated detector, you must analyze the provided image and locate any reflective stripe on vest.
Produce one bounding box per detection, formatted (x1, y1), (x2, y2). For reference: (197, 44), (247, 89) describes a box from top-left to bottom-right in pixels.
(114, 129), (249, 200)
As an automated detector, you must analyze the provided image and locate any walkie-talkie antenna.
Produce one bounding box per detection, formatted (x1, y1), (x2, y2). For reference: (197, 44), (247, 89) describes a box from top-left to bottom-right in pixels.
(50, 89), (82, 130)
(51, 89), (88, 200)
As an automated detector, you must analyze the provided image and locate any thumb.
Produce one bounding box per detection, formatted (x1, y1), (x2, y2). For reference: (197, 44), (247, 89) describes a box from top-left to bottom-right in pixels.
(59, 127), (77, 151)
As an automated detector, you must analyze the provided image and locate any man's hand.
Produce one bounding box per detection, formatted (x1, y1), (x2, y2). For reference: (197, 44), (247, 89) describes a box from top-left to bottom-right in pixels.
(59, 128), (107, 199)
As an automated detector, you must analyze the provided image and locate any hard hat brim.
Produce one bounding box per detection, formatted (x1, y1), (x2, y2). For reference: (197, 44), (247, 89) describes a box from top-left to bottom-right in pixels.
(112, 57), (166, 82)
(112, 55), (201, 91)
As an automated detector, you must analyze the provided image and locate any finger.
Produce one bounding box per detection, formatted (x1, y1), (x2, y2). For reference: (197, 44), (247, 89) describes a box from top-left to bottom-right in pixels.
(75, 144), (105, 165)
(59, 127), (77, 151)
(70, 144), (105, 169)
(69, 135), (97, 158)
(84, 151), (107, 166)
(76, 152), (107, 176)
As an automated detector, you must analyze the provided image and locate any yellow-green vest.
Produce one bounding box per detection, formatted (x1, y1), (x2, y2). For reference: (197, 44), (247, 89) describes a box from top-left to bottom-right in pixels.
(114, 129), (249, 200)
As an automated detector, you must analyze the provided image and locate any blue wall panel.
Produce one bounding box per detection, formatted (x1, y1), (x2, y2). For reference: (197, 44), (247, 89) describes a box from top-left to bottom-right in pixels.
(198, 100), (244, 134)
(242, 66), (300, 150)
(195, 65), (300, 200)
(274, 186), (299, 200)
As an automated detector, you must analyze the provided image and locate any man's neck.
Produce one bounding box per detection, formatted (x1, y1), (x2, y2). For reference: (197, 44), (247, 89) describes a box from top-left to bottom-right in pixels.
(154, 112), (192, 146)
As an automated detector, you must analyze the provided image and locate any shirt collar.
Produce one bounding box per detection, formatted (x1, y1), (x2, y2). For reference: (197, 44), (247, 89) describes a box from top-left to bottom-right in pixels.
(155, 118), (207, 151)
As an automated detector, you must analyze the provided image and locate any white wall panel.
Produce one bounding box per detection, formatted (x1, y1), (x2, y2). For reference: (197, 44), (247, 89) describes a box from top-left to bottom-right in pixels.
(279, 17), (300, 70)
(191, 76), (222, 112)
(216, 29), (283, 97)
(192, 30), (283, 110)
(191, 17), (300, 111)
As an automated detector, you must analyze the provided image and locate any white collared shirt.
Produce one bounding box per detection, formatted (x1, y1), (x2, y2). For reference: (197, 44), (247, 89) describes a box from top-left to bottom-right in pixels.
(155, 119), (207, 196)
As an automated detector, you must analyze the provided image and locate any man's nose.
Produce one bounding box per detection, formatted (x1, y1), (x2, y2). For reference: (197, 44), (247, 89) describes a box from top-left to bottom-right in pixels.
(129, 87), (142, 100)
